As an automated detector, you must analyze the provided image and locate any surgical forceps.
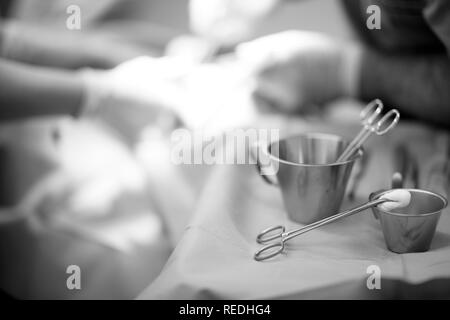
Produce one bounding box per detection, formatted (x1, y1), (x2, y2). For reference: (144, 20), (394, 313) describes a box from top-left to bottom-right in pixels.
(254, 198), (388, 261)
(336, 99), (400, 162)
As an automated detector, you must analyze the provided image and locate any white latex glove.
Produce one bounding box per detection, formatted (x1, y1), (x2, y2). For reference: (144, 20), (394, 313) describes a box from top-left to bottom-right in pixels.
(164, 60), (258, 135)
(78, 57), (194, 144)
(236, 30), (363, 113)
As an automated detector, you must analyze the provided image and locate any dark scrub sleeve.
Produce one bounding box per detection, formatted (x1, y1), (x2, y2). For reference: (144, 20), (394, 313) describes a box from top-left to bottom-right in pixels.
(423, 0), (450, 56)
(359, 51), (450, 127)
(342, 0), (450, 127)
(0, 0), (13, 56)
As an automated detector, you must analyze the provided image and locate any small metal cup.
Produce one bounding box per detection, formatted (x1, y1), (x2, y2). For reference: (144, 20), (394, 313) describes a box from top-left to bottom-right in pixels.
(256, 133), (363, 224)
(370, 189), (448, 253)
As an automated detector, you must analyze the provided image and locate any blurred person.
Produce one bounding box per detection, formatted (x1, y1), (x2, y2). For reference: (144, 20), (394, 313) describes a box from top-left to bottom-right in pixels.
(1, 0), (254, 137)
(0, 56), (189, 144)
(1, 0), (186, 69)
(0, 0), (188, 299)
(0, 0), (190, 143)
(0, 0), (164, 69)
(190, 0), (450, 127)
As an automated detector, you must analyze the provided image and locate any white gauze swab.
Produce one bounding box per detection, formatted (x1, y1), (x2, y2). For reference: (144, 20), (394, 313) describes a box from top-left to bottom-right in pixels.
(378, 190), (411, 211)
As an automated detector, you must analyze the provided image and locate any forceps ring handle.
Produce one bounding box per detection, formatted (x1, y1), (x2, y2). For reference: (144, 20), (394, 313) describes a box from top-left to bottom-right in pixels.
(361, 99), (383, 124)
(375, 109), (400, 135)
(254, 242), (285, 261)
(256, 225), (285, 244)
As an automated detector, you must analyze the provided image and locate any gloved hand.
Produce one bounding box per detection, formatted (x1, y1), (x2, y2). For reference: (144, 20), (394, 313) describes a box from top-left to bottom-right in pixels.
(236, 30), (363, 113)
(77, 57), (193, 144)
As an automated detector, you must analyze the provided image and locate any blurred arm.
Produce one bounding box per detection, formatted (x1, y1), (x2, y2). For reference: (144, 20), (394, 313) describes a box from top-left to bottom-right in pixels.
(0, 58), (83, 121)
(0, 20), (150, 69)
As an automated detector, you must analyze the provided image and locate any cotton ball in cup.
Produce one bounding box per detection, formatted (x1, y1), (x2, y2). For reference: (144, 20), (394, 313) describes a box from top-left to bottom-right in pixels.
(378, 190), (411, 211)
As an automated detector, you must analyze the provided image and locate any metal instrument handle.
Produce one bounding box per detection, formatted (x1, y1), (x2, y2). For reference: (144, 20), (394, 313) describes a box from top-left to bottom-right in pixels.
(254, 198), (387, 261)
(284, 198), (386, 241)
(254, 242), (285, 261)
(374, 109), (400, 135)
(256, 225), (286, 244)
(361, 99), (383, 125)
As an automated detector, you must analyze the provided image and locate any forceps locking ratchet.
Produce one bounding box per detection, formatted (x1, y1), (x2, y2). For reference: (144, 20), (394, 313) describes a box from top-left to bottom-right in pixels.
(254, 198), (387, 261)
(336, 99), (400, 162)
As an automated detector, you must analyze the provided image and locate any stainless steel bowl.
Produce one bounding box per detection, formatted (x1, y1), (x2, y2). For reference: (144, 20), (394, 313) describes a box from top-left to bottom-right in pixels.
(256, 133), (363, 224)
(370, 189), (448, 253)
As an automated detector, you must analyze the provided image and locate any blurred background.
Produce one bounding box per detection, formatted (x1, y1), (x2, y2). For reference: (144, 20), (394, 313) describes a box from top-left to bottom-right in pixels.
(0, 0), (448, 299)
(0, 0), (355, 299)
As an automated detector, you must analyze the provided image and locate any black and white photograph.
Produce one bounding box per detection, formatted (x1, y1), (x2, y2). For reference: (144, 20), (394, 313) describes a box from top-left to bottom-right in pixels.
(0, 0), (449, 304)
